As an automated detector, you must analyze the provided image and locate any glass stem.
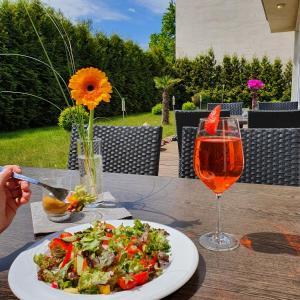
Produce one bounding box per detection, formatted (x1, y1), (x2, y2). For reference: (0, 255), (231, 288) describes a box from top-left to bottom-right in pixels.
(216, 193), (222, 243)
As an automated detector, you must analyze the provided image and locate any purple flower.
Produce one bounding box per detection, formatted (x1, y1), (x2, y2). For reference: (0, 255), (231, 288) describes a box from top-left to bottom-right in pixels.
(247, 79), (264, 90)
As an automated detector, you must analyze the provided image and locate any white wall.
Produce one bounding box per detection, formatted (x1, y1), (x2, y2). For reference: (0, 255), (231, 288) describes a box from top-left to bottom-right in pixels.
(176, 0), (294, 63)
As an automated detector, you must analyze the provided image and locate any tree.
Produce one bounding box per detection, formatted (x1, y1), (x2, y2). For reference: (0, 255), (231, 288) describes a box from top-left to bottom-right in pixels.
(149, 1), (175, 64)
(154, 75), (180, 125)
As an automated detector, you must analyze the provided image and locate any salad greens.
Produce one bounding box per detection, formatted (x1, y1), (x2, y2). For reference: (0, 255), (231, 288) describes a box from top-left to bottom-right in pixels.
(33, 220), (171, 294)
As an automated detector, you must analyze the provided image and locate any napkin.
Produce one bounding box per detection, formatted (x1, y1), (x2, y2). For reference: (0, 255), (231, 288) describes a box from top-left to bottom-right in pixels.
(30, 192), (132, 235)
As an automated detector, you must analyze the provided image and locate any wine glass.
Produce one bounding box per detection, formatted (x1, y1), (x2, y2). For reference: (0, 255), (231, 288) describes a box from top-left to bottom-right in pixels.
(194, 117), (244, 251)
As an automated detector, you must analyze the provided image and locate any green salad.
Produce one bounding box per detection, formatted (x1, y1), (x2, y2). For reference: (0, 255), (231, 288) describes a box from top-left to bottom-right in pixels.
(33, 220), (171, 294)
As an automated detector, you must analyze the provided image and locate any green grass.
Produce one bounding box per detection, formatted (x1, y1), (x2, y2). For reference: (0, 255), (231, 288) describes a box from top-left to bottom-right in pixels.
(0, 112), (175, 168)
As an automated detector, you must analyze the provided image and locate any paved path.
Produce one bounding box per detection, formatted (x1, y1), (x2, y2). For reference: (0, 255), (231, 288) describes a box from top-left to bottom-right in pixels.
(159, 141), (178, 177)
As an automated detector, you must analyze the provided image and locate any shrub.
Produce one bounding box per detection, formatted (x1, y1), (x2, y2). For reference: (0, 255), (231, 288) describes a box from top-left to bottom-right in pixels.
(191, 93), (201, 107)
(58, 106), (89, 131)
(199, 90), (212, 105)
(182, 102), (196, 110)
(151, 103), (162, 115)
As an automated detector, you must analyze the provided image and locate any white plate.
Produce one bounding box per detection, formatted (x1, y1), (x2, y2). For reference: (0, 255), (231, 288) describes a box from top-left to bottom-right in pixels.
(8, 220), (199, 300)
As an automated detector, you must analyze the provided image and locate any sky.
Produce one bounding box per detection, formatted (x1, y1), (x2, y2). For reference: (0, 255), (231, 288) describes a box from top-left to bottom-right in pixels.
(43, 0), (170, 49)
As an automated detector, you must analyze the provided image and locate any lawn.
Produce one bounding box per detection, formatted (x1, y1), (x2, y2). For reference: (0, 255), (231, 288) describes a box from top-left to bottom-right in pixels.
(0, 112), (175, 169)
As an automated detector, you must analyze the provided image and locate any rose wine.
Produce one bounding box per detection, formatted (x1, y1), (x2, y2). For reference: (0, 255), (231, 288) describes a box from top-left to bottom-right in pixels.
(194, 136), (244, 194)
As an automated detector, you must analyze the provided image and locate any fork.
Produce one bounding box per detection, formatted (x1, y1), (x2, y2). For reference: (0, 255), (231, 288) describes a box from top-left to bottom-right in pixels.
(0, 166), (70, 202)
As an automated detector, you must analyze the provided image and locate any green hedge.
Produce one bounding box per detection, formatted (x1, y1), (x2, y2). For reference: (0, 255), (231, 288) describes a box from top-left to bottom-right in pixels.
(172, 49), (292, 109)
(0, 0), (163, 131)
(0, 1), (293, 131)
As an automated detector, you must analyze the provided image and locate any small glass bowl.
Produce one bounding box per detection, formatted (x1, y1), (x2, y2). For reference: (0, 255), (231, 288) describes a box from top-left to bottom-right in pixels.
(42, 192), (71, 222)
(41, 175), (73, 222)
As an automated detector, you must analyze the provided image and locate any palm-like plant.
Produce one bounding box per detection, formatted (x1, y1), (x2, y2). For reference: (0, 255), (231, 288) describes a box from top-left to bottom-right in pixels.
(154, 75), (180, 125)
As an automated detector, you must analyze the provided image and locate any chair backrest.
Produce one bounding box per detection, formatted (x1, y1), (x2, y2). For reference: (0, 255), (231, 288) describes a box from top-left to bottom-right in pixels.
(180, 127), (300, 186)
(175, 110), (230, 156)
(207, 102), (243, 115)
(258, 102), (298, 111)
(68, 125), (162, 176)
(248, 110), (300, 128)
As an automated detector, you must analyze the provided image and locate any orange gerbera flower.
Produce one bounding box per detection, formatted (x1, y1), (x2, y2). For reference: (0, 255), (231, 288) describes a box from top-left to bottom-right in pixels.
(68, 67), (112, 110)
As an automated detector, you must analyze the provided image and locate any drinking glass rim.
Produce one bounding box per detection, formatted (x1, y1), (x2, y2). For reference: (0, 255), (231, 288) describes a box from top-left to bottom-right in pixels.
(200, 116), (237, 121)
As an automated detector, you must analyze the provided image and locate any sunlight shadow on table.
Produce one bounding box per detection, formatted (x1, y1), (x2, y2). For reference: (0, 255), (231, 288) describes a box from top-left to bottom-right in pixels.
(240, 232), (300, 256)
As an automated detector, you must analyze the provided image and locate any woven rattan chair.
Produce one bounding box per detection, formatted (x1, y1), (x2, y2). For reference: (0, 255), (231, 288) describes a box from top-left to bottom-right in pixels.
(175, 110), (230, 156)
(68, 125), (162, 176)
(179, 127), (300, 186)
(248, 110), (300, 128)
(258, 102), (298, 111)
(207, 102), (243, 115)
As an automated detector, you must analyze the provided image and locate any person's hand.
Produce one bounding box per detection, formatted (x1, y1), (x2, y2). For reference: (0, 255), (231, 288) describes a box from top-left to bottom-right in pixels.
(0, 165), (31, 233)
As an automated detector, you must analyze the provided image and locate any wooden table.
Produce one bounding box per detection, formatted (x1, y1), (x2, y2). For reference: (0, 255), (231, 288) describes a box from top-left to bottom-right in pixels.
(1, 167), (300, 299)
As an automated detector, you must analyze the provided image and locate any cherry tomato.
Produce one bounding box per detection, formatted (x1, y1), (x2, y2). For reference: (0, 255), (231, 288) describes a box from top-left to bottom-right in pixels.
(51, 281), (58, 289)
(140, 255), (157, 269)
(106, 232), (113, 238)
(102, 232), (113, 246)
(118, 276), (137, 290)
(105, 223), (115, 230)
(204, 105), (221, 135)
(126, 244), (141, 258)
(133, 271), (149, 285)
(59, 232), (73, 239)
(149, 255), (158, 268)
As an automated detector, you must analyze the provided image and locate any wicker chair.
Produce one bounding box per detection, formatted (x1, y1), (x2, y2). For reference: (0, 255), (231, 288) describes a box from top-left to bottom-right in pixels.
(180, 127), (300, 186)
(248, 110), (300, 128)
(68, 125), (162, 176)
(258, 102), (298, 111)
(175, 110), (230, 156)
(207, 102), (243, 115)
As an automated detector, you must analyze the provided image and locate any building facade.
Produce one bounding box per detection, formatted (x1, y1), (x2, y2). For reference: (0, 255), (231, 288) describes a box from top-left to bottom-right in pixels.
(176, 0), (294, 63)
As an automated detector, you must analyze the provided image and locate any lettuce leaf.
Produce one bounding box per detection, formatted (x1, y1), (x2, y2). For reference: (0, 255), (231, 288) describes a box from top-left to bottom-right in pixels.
(78, 270), (113, 291)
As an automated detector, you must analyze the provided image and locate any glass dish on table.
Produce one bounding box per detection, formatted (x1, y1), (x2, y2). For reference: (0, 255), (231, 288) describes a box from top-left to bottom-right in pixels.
(41, 173), (102, 222)
(41, 175), (72, 222)
(194, 116), (244, 251)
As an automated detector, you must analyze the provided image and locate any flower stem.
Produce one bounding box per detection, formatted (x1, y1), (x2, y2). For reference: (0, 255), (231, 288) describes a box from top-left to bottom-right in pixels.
(88, 109), (94, 142)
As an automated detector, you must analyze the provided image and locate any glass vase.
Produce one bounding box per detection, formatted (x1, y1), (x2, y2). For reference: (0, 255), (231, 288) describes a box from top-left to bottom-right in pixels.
(251, 90), (258, 110)
(77, 138), (103, 206)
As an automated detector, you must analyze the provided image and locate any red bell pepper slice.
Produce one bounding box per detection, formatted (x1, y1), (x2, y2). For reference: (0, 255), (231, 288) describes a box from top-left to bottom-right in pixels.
(49, 238), (69, 252)
(60, 244), (73, 268)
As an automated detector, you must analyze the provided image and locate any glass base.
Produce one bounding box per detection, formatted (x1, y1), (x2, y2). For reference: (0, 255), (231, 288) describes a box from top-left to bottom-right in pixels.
(86, 202), (102, 208)
(199, 232), (239, 251)
(47, 212), (71, 223)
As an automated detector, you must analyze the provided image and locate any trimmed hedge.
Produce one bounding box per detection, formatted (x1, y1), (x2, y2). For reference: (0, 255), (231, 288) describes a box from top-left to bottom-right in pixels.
(0, 0), (163, 131)
(172, 49), (292, 109)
